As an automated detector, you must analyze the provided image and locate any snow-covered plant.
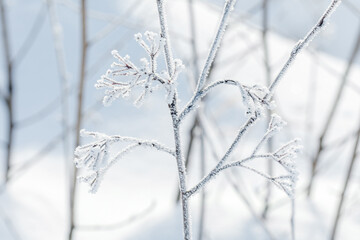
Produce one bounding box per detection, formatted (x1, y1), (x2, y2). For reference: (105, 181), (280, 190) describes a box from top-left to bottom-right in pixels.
(74, 129), (174, 193)
(74, 0), (341, 239)
(95, 31), (184, 107)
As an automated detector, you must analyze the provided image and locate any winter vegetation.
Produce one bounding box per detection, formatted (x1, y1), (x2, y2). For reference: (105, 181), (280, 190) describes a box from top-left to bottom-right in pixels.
(1, 0), (360, 240)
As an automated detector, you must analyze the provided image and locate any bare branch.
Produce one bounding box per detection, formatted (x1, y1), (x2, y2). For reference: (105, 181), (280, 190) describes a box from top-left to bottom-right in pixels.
(70, 0), (88, 239)
(330, 115), (360, 240)
(178, 79), (244, 123)
(79, 130), (175, 156)
(186, 114), (258, 197)
(194, 0), (237, 92)
(308, 24), (360, 196)
(266, 0), (341, 98)
(1, 0), (14, 184)
(156, 0), (175, 77)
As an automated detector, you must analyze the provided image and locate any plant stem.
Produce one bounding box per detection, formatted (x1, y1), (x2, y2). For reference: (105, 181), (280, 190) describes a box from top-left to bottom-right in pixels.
(0, 0), (14, 185)
(307, 26), (360, 197)
(69, 0), (88, 239)
(261, 0), (273, 220)
(330, 122), (360, 240)
(170, 98), (192, 240)
(198, 129), (206, 240)
(156, 1), (191, 239)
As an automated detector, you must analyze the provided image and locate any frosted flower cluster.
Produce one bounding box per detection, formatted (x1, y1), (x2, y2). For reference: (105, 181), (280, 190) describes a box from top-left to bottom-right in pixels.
(270, 139), (301, 198)
(240, 84), (275, 116)
(242, 114), (300, 198)
(262, 115), (301, 198)
(95, 31), (184, 107)
(74, 130), (174, 193)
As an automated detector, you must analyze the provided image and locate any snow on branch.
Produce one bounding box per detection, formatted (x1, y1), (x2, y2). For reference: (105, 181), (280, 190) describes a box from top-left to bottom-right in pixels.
(95, 31), (184, 107)
(194, 0), (237, 92)
(178, 79), (275, 124)
(74, 129), (174, 193)
(266, 0), (341, 99)
(182, 0), (340, 200)
(186, 115), (301, 199)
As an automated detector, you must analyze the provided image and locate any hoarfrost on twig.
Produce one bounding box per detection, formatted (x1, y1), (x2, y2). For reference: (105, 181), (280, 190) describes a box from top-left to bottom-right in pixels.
(75, 129), (174, 193)
(95, 31), (184, 107)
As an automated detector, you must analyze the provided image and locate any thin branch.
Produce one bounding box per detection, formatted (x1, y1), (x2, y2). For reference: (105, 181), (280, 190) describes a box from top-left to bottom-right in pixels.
(70, 0), (88, 239)
(178, 0), (238, 124)
(186, 114), (258, 197)
(198, 129), (206, 240)
(79, 130), (175, 156)
(266, 0), (341, 98)
(0, 0), (14, 184)
(156, 1), (190, 239)
(194, 0), (237, 92)
(178, 79), (243, 123)
(307, 25), (360, 197)
(261, 0), (274, 220)
(186, 0), (340, 200)
(156, 0), (175, 77)
(330, 115), (360, 240)
(202, 124), (276, 240)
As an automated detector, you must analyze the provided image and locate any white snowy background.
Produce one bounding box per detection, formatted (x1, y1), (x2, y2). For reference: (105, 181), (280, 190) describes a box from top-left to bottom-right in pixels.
(0, 0), (360, 240)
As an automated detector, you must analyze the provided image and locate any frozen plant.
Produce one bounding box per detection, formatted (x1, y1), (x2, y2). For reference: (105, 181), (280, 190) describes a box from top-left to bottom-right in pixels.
(74, 0), (341, 240)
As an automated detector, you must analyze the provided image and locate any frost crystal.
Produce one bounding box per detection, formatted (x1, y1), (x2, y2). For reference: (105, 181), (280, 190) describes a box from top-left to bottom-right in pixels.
(74, 129), (174, 193)
(95, 31), (184, 107)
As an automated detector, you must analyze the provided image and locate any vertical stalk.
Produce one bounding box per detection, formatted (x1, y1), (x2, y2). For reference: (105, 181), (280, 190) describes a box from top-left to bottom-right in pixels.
(176, 117), (198, 203)
(188, 2), (206, 238)
(170, 101), (191, 240)
(198, 128), (206, 240)
(69, 0), (87, 239)
(330, 123), (360, 240)
(0, 0), (14, 184)
(156, 1), (191, 239)
(261, 0), (273, 219)
(307, 27), (360, 197)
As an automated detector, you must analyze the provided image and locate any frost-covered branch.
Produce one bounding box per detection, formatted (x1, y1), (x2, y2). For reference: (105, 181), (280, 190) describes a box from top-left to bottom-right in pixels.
(178, 0), (237, 124)
(75, 129), (174, 193)
(251, 114), (286, 156)
(195, 0), (237, 92)
(96, 31), (184, 107)
(186, 115), (301, 198)
(266, 0), (341, 99)
(178, 79), (274, 124)
(156, 0), (175, 77)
